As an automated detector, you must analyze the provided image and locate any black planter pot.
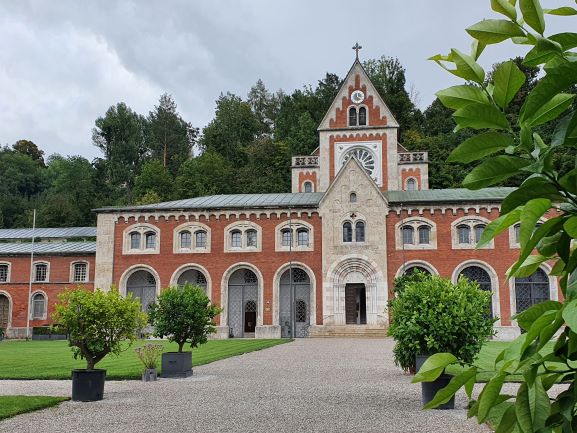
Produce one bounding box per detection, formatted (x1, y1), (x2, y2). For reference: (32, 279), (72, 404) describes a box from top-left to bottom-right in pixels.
(161, 352), (192, 378)
(71, 369), (106, 402)
(415, 355), (455, 410)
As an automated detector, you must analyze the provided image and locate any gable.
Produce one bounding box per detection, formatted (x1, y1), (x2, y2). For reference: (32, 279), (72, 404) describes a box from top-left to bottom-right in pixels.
(318, 60), (400, 131)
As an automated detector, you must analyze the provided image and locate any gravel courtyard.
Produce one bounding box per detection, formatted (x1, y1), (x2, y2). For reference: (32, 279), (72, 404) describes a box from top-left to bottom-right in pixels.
(0, 338), (490, 433)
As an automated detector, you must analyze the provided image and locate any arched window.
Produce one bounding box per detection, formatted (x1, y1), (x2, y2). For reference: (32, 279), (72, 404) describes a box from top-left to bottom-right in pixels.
(515, 268), (550, 313)
(195, 230), (207, 248)
(457, 225), (470, 244)
(34, 263), (48, 282)
(343, 222), (353, 242)
(350, 192), (357, 203)
(348, 107), (357, 126)
(358, 107), (367, 126)
(355, 221), (365, 242)
(402, 226), (414, 245)
(474, 224), (485, 243)
(180, 231), (192, 249)
(130, 232), (141, 250)
(404, 266), (431, 276)
(303, 181), (313, 193)
(72, 262), (87, 282)
(406, 178), (416, 191)
(145, 232), (156, 249)
(297, 228), (309, 246)
(246, 229), (258, 247)
(231, 230), (242, 248)
(281, 228), (292, 247)
(459, 266), (493, 317)
(418, 226), (430, 244)
(32, 293), (46, 319)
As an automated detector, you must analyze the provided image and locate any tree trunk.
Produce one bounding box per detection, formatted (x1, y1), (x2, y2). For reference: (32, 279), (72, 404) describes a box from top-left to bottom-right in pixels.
(178, 341), (184, 353)
(86, 356), (95, 370)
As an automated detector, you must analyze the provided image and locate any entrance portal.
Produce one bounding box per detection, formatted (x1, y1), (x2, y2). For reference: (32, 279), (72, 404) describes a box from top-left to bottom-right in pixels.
(345, 284), (366, 324)
(228, 269), (258, 338)
(279, 268), (311, 338)
(0, 295), (9, 330)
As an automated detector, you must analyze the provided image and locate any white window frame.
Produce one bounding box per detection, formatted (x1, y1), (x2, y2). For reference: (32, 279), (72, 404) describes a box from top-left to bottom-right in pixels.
(33, 261), (50, 283)
(224, 221), (262, 253)
(0, 262), (11, 283)
(123, 223), (160, 255)
(275, 220), (314, 252)
(395, 217), (437, 250)
(70, 261), (89, 283)
(340, 217), (366, 245)
(30, 290), (48, 320)
(405, 177), (417, 191)
(451, 216), (493, 250)
(173, 222), (211, 254)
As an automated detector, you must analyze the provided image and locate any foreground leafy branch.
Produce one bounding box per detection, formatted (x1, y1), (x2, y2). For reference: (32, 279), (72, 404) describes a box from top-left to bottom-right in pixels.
(416, 1), (577, 431)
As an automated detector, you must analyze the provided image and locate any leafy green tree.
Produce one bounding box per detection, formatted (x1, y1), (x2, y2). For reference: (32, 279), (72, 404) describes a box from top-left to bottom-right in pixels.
(92, 102), (147, 203)
(148, 284), (221, 352)
(146, 94), (198, 176)
(54, 287), (146, 370)
(12, 139), (45, 167)
(239, 138), (291, 193)
(174, 151), (234, 198)
(414, 3), (577, 430)
(133, 159), (174, 203)
(247, 79), (284, 133)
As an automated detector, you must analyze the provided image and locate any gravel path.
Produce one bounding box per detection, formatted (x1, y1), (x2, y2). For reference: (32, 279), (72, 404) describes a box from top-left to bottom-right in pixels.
(0, 338), (490, 433)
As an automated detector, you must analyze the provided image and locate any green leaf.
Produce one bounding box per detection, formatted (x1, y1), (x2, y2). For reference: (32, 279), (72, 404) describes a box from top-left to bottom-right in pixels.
(515, 254), (549, 277)
(562, 299), (577, 330)
(491, 0), (518, 19)
(519, 0), (545, 34)
(463, 156), (531, 190)
(466, 19), (525, 44)
(423, 367), (477, 409)
(521, 62), (577, 124)
(495, 404), (517, 433)
(501, 177), (564, 214)
(471, 39), (486, 60)
(544, 6), (577, 15)
(448, 132), (513, 163)
(514, 300), (562, 331)
(478, 373), (507, 422)
(412, 353), (457, 383)
(493, 60), (526, 108)
(523, 37), (564, 67)
(477, 209), (521, 248)
(519, 198), (551, 248)
(552, 110), (577, 148)
(559, 166), (577, 194)
(453, 103), (510, 131)
(524, 93), (576, 127)
(563, 216), (577, 237)
(436, 85), (490, 110)
(451, 49), (485, 83)
(549, 32), (577, 50)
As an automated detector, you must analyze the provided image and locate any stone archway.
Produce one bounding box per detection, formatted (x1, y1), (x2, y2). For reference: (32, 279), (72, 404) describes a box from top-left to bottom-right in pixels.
(279, 267), (311, 338)
(126, 269), (157, 313)
(227, 268), (259, 338)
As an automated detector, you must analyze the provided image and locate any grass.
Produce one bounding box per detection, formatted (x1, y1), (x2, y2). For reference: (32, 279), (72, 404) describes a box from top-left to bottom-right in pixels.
(0, 339), (290, 380)
(0, 396), (69, 420)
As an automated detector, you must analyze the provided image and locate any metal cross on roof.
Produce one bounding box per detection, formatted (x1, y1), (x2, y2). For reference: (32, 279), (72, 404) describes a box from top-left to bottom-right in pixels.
(352, 42), (362, 60)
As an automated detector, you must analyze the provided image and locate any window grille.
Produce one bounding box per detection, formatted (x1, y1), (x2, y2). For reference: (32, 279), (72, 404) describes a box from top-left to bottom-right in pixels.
(35, 264), (47, 282)
(402, 226), (414, 245)
(0, 265), (7, 282)
(73, 263), (87, 282)
(145, 232), (156, 249)
(231, 231), (242, 248)
(130, 232), (141, 250)
(180, 231), (192, 249)
(418, 226), (430, 244)
(32, 293), (46, 319)
(457, 225), (470, 244)
(297, 229), (309, 246)
(195, 230), (207, 248)
(281, 229), (292, 247)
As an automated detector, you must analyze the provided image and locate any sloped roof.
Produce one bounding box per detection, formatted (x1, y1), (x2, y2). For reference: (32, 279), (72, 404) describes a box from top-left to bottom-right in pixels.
(0, 227), (97, 240)
(94, 193), (325, 213)
(0, 241), (96, 255)
(384, 188), (515, 204)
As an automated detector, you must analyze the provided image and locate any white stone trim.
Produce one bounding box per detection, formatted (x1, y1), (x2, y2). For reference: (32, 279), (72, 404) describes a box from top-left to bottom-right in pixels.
(451, 260), (501, 326)
(451, 215), (494, 250)
(122, 223), (160, 255)
(172, 221), (211, 254)
(169, 263), (212, 300)
(32, 261), (50, 283)
(394, 260), (439, 278)
(0, 262), (11, 284)
(335, 141), (383, 187)
(118, 264), (161, 297)
(69, 260), (90, 284)
(223, 221), (262, 253)
(394, 216), (437, 250)
(271, 262), (317, 327)
(95, 213), (115, 290)
(30, 289), (48, 321)
(0, 290), (13, 329)
(274, 220), (314, 252)
(220, 262), (264, 328)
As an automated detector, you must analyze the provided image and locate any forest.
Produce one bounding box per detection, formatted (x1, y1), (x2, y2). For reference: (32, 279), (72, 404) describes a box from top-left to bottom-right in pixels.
(0, 55), (573, 229)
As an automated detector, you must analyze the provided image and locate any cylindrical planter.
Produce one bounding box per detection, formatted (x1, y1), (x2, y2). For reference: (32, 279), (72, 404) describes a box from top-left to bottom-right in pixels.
(415, 355), (454, 410)
(71, 369), (106, 402)
(161, 352), (192, 378)
(142, 368), (158, 382)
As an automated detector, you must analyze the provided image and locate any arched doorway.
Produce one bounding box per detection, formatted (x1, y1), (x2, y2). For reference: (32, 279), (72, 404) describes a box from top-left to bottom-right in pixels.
(0, 294), (9, 331)
(228, 269), (258, 338)
(279, 268), (311, 338)
(126, 270), (157, 313)
(177, 268), (208, 292)
(515, 268), (550, 314)
(458, 266), (493, 317)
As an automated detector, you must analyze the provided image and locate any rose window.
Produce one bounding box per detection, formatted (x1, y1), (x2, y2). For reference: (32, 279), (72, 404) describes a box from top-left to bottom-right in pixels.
(342, 147), (376, 177)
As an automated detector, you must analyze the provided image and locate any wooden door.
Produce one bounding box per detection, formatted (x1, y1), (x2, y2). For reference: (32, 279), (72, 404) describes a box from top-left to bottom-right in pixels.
(0, 295), (9, 329)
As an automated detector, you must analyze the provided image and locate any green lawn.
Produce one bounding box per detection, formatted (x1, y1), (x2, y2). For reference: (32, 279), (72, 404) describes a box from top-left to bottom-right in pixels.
(0, 339), (290, 380)
(0, 396), (69, 420)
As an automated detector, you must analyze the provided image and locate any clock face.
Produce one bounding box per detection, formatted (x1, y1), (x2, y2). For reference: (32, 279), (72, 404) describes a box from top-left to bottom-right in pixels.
(351, 90), (365, 104)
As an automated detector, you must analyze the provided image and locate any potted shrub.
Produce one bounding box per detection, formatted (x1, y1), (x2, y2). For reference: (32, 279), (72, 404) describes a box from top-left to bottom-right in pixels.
(54, 287), (146, 401)
(148, 283), (221, 378)
(134, 343), (164, 382)
(388, 275), (494, 409)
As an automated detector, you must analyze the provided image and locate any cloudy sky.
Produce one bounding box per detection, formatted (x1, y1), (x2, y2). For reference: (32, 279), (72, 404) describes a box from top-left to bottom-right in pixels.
(0, 0), (572, 160)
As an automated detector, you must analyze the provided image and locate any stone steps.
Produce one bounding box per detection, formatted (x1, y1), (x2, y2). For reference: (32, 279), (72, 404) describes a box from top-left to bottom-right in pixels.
(309, 325), (388, 339)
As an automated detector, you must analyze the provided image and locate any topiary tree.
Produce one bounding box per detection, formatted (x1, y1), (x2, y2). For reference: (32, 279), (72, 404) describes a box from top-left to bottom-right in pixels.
(53, 287), (146, 370)
(148, 283), (221, 352)
(392, 268), (432, 295)
(388, 275), (495, 372)
(412, 1), (577, 430)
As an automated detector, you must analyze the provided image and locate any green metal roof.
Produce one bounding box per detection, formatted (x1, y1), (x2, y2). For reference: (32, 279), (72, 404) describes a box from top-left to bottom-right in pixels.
(95, 193), (325, 213)
(0, 241), (96, 255)
(384, 187), (515, 204)
(0, 227), (96, 240)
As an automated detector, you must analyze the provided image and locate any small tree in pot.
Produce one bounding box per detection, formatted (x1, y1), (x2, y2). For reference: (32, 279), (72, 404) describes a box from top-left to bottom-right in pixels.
(148, 283), (221, 378)
(54, 287), (146, 401)
(388, 275), (495, 408)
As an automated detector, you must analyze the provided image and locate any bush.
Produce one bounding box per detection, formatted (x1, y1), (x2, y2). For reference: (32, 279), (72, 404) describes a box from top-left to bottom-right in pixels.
(148, 284), (221, 352)
(387, 275), (495, 372)
(53, 287), (146, 370)
(392, 269), (431, 295)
